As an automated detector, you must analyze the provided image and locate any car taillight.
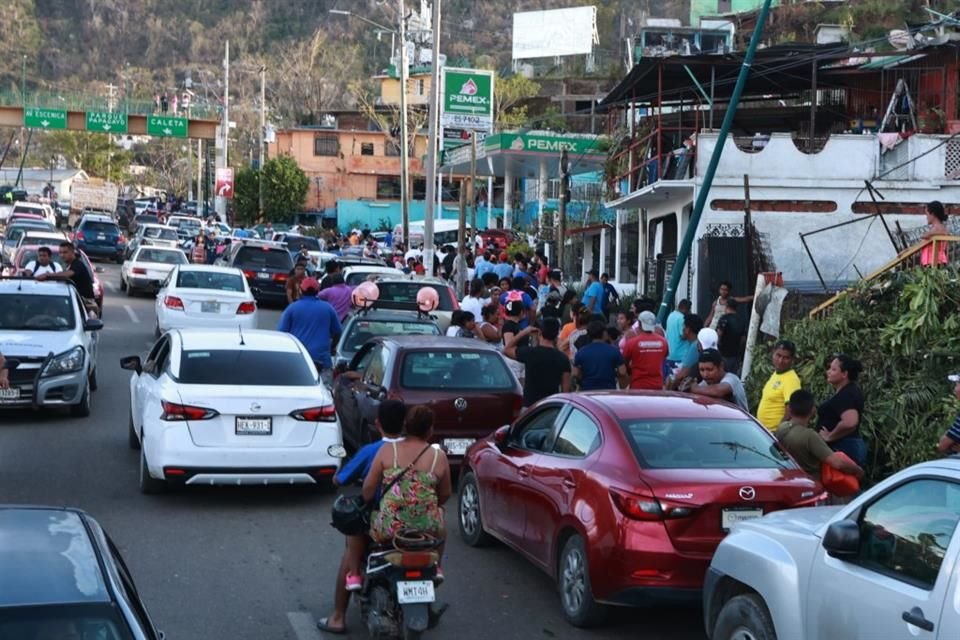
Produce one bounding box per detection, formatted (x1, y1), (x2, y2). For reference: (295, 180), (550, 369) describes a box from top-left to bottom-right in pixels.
(164, 296), (184, 310)
(237, 301), (256, 314)
(795, 491), (830, 507)
(448, 287), (460, 310)
(133, 267), (147, 275)
(610, 489), (695, 521)
(118, 234), (126, 244)
(242, 270), (256, 279)
(76, 231), (85, 241)
(290, 405), (337, 422)
(272, 273), (288, 283)
(160, 400), (218, 421)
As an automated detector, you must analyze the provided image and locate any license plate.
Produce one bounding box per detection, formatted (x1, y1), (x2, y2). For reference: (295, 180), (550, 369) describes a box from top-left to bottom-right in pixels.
(97, 234), (106, 240)
(201, 301), (220, 313)
(256, 272), (270, 280)
(442, 438), (475, 456)
(236, 416), (272, 435)
(397, 580), (435, 604)
(721, 508), (763, 531)
(0, 388), (20, 402)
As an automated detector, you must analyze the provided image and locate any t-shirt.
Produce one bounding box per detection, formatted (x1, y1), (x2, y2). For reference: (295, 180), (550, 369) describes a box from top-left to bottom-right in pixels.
(698, 373), (748, 411)
(679, 339), (700, 372)
(716, 313), (744, 358)
(277, 297), (342, 368)
(67, 258), (96, 300)
(581, 281), (605, 314)
(499, 290), (532, 329)
(515, 346), (570, 406)
(574, 342), (624, 391)
(776, 421), (834, 481)
(461, 295), (489, 320)
(665, 310), (686, 361)
(24, 261), (62, 276)
(818, 383), (864, 436)
(947, 416), (960, 445)
(622, 332), (669, 390)
(501, 319), (529, 349)
(756, 369), (802, 430)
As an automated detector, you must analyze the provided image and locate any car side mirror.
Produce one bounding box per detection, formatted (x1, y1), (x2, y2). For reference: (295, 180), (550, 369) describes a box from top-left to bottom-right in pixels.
(335, 361), (348, 374)
(822, 520), (860, 559)
(493, 425), (510, 446)
(84, 318), (104, 332)
(120, 355), (142, 375)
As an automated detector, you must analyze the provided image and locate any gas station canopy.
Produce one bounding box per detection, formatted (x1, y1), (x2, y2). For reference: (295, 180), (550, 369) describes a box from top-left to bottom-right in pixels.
(440, 131), (608, 178)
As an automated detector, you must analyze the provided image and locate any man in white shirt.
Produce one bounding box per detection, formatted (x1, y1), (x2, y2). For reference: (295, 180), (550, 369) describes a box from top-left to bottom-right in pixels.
(22, 247), (63, 277)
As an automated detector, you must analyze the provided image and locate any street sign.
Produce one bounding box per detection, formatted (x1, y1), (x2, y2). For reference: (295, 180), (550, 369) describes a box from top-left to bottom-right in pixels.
(24, 108), (67, 130)
(443, 128), (488, 150)
(85, 111), (128, 134)
(215, 168), (234, 198)
(441, 68), (494, 132)
(146, 115), (189, 138)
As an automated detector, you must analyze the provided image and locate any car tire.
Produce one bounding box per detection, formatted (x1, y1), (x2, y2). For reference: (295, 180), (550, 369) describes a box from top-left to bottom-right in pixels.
(128, 412), (141, 450)
(458, 471), (494, 547)
(70, 385), (91, 418)
(119, 275), (127, 292)
(558, 534), (606, 628)
(115, 256), (123, 264)
(88, 369), (98, 392)
(154, 323), (161, 339)
(713, 594), (777, 640)
(139, 446), (166, 494)
(125, 282), (134, 297)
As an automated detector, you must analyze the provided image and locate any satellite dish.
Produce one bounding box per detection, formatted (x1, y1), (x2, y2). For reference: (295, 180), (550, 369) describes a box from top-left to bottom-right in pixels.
(888, 29), (910, 51)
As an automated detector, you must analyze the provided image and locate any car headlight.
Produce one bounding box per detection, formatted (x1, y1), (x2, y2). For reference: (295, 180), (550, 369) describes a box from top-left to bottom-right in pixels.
(42, 346), (85, 376)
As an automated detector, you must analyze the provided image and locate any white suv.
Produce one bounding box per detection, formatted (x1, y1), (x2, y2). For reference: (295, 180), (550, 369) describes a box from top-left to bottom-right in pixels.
(0, 279), (103, 416)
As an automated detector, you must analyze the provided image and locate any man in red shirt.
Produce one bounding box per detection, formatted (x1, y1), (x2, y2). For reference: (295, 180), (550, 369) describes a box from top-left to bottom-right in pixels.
(622, 311), (669, 390)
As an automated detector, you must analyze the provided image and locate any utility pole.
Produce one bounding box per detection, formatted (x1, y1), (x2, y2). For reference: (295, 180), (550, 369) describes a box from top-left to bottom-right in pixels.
(422, 0), (442, 275)
(197, 139), (203, 214)
(215, 40), (230, 220)
(258, 64), (266, 219)
(558, 148), (569, 275)
(468, 134), (477, 233)
(455, 177), (467, 296)
(21, 55), (26, 105)
(398, 0), (411, 253)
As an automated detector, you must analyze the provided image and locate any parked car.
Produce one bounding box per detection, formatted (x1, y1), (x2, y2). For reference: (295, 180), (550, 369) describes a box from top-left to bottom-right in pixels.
(1, 220), (56, 263)
(122, 329), (344, 493)
(273, 232), (322, 254)
(370, 277), (460, 332)
(15, 230), (68, 255)
(155, 265), (257, 336)
(120, 246), (188, 296)
(10, 245), (104, 315)
(334, 336), (522, 454)
(458, 391), (825, 627)
(334, 306), (441, 369)
(342, 265), (404, 287)
(74, 215), (125, 263)
(703, 456), (960, 640)
(11, 201), (57, 225)
(128, 212), (160, 235)
(125, 223), (179, 258)
(216, 239), (294, 306)
(0, 505), (164, 638)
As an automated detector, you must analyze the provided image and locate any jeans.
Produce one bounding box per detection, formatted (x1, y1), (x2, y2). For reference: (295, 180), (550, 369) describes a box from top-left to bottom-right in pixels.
(314, 362), (333, 388)
(831, 435), (868, 467)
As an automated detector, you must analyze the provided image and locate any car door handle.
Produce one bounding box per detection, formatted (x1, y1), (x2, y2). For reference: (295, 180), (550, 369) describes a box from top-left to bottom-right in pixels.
(562, 478), (576, 489)
(518, 467), (530, 478)
(901, 607), (934, 632)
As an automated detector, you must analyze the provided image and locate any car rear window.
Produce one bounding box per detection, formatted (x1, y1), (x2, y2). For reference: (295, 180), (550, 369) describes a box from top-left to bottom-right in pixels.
(619, 419), (796, 470)
(176, 271), (245, 292)
(136, 215), (159, 224)
(235, 247), (293, 270)
(137, 249), (186, 264)
(375, 282), (455, 311)
(178, 350), (315, 385)
(285, 236), (320, 252)
(81, 221), (119, 234)
(400, 350), (514, 390)
(343, 319), (439, 352)
(144, 227), (178, 240)
(0, 293), (75, 330)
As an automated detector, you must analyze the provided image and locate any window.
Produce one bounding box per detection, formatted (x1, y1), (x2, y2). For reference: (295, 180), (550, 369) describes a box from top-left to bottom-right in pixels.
(415, 79), (425, 96)
(855, 479), (960, 589)
(510, 406), (562, 451)
(80, 221), (120, 234)
(400, 351), (515, 391)
(234, 247), (294, 271)
(343, 320), (440, 354)
(352, 344), (378, 373)
(176, 271), (245, 292)
(362, 346), (387, 386)
(552, 409), (601, 457)
(375, 282), (455, 311)
(385, 141), (400, 157)
(314, 134), (339, 157)
(360, 142), (375, 156)
(376, 176), (403, 199)
(178, 350), (316, 386)
(136, 249), (186, 264)
(0, 293), (75, 331)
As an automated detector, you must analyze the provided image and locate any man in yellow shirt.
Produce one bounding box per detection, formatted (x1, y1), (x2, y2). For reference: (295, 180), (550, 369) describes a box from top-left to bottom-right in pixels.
(756, 340), (802, 431)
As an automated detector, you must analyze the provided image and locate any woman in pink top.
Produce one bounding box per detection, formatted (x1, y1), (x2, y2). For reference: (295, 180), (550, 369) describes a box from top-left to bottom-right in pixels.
(920, 200), (950, 266)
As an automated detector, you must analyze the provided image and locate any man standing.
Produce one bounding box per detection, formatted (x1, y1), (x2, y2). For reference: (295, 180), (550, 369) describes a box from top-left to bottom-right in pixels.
(936, 373), (960, 454)
(600, 273), (620, 317)
(777, 390), (864, 483)
(22, 247), (63, 277)
(286, 261), (308, 305)
(705, 280), (753, 330)
(503, 318), (571, 407)
(278, 277), (341, 384)
(670, 313), (704, 390)
(574, 320), (628, 391)
(36, 242), (97, 314)
(665, 299), (691, 364)
(716, 299), (745, 375)
(756, 340), (803, 431)
(317, 273), (354, 323)
(494, 252), (514, 281)
(623, 311), (669, 390)
(581, 269), (605, 315)
(690, 349), (749, 411)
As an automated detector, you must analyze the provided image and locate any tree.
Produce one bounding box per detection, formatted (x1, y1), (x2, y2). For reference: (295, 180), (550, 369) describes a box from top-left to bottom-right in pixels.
(233, 166), (260, 224)
(261, 155), (308, 222)
(31, 131), (132, 183)
(494, 73), (540, 130)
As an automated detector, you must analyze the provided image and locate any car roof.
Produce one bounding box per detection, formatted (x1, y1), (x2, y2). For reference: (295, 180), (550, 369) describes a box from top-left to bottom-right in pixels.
(375, 277), (447, 285)
(9, 212), (44, 219)
(377, 335), (500, 351)
(175, 264), (245, 276)
(139, 223), (175, 230)
(343, 265), (402, 273)
(175, 328), (303, 353)
(0, 506), (110, 607)
(347, 309), (437, 323)
(21, 231), (66, 240)
(80, 215), (115, 223)
(554, 391), (755, 421)
(134, 245), (182, 255)
(12, 202), (44, 209)
(0, 279), (73, 295)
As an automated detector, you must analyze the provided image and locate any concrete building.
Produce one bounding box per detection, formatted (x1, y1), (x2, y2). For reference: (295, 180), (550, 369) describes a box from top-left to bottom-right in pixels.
(0, 168), (90, 200)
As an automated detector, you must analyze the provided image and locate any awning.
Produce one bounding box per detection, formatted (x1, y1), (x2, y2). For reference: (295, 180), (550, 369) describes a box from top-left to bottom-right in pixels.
(604, 180), (694, 210)
(440, 131), (607, 178)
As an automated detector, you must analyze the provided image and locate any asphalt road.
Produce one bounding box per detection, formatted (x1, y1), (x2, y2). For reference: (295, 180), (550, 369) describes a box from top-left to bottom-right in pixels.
(0, 263), (707, 640)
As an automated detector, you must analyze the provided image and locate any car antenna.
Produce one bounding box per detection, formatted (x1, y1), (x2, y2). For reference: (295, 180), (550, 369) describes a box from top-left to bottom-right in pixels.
(238, 324), (246, 346)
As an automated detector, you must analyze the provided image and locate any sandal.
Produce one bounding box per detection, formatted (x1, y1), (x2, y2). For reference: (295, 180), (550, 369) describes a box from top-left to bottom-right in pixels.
(316, 617), (347, 635)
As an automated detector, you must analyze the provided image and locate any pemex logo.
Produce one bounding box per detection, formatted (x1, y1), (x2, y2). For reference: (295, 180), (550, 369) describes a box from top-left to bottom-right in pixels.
(449, 74), (489, 109)
(460, 78), (478, 96)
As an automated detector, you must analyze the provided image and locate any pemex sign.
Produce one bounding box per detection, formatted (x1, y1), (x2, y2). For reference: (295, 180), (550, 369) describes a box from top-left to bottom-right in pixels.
(441, 67), (494, 132)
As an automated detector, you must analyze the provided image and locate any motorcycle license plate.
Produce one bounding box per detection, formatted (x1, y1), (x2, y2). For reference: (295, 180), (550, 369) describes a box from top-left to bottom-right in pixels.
(397, 580), (435, 604)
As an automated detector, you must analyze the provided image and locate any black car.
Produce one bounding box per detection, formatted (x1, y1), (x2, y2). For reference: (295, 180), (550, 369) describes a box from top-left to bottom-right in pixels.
(334, 307), (441, 370)
(218, 240), (294, 305)
(0, 505), (163, 639)
(74, 216), (126, 263)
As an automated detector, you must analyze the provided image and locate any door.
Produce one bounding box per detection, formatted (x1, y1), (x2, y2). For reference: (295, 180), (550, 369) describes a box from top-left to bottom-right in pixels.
(333, 344), (378, 447)
(134, 336), (171, 434)
(807, 477), (960, 639)
(353, 345), (389, 442)
(520, 407), (602, 569)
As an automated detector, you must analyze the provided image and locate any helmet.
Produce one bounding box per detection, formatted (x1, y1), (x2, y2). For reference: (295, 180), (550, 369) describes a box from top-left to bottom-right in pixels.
(330, 494), (370, 536)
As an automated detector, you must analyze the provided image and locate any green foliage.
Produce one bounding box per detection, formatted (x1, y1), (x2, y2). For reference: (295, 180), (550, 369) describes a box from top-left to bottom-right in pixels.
(232, 167), (260, 225)
(505, 239), (533, 261)
(376, 218), (393, 232)
(494, 73), (540, 130)
(260, 155), (309, 223)
(31, 131), (132, 184)
(747, 266), (960, 483)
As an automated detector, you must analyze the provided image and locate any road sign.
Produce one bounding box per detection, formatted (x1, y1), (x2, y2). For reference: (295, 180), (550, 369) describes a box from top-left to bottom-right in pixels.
(146, 115), (189, 138)
(443, 128), (488, 150)
(24, 108), (67, 130)
(85, 111), (128, 134)
(441, 68), (494, 132)
(215, 168), (234, 198)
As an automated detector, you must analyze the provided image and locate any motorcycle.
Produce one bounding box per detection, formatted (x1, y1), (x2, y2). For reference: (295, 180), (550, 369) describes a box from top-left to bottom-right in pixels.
(359, 530), (444, 640)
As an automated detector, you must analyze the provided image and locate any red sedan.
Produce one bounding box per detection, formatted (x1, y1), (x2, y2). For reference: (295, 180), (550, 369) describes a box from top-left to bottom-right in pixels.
(457, 391), (824, 627)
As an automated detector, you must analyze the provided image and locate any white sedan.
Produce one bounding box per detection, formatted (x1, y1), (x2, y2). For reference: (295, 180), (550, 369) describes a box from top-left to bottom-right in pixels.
(122, 329), (345, 494)
(155, 265), (258, 336)
(120, 246), (188, 296)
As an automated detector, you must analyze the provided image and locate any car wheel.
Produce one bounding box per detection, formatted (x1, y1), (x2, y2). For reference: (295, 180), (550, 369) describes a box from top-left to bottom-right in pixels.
(119, 275), (127, 291)
(558, 534), (606, 628)
(128, 412), (141, 450)
(115, 256), (123, 264)
(139, 445), (166, 494)
(125, 282), (134, 297)
(70, 385), (91, 418)
(458, 471), (493, 547)
(154, 322), (161, 339)
(88, 369), (98, 392)
(712, 594), (777, 640)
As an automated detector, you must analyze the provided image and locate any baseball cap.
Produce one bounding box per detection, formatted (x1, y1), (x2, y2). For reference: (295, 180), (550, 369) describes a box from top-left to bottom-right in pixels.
(587, 268), (599, 277)
(698, 327), (719, 350)
(300, 277), (320, 292)
(499, 252), (509, 262)
(638, 311), (657, 332)
(949, 373), (960, 383)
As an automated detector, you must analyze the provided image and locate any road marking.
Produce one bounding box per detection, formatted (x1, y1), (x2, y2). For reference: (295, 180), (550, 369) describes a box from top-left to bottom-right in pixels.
(123, 305), (140, 324)
(104, 281), (116, 292)
(287, 612), (325, 640)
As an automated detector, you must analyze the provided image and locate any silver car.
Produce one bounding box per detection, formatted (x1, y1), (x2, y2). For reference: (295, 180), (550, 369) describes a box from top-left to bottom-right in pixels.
(704, 457), (960, 640)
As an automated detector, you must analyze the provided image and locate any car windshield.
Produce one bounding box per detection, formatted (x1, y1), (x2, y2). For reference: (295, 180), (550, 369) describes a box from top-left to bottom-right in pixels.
(375, 282), (455, 311)
(285, 236), (320, 252)
(619, 418), (796, 470)
(235, 247), (293, 270)
(178, 350), (316, 385)
(81, 222), (118, 234)
(343, 319), (439, 353)
(0, 294), (75, 331)
(137, 249), (186, 264)
(16, 250), (65, 269)
(0, 604), (135, 640)
(144, 227), (178, 240)
(176, 271), (245, 292)
(400, 350), (514, 390)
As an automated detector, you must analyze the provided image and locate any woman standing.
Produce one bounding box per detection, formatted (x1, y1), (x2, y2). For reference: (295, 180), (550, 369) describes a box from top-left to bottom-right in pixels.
(921, 200), (949, 266)
(190, 233), (206, 264)
(478, 303), (501, 345)
(818, 354), (867, 467)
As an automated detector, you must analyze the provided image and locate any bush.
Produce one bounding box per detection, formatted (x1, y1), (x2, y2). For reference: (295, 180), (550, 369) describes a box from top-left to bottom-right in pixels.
(747, 266), (960, 483)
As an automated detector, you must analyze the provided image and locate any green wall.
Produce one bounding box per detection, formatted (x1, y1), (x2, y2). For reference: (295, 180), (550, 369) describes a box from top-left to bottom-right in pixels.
(689, 0), (779, 27)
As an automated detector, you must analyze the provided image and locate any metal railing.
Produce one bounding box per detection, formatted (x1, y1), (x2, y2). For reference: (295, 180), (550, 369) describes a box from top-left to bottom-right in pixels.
(0, 90), (220, 120)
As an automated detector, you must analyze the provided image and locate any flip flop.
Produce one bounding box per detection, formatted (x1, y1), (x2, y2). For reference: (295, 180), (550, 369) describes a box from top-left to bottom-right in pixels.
(316, 617), (347, 635)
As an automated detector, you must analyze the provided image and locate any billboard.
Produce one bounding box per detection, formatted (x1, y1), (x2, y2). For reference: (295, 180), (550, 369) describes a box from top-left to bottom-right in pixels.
(512, 6), (598, 60)
(441, 68), (495, 132)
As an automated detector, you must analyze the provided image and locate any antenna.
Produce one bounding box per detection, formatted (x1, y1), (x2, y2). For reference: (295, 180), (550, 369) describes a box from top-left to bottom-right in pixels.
(238, 324), (246, 346)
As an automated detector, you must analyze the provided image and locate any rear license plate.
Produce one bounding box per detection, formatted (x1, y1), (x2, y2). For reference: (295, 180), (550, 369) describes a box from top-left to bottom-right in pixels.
(397, 580), (435, 604)
(256, 272), (270, 280)
(0, 388), (21, 402)
(442, 438), (475, 456)
(201, 301), (221, 313)
(97, 234), (106, 240)
(236, 416), (272, 435)
(721, 508), (763, 531)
